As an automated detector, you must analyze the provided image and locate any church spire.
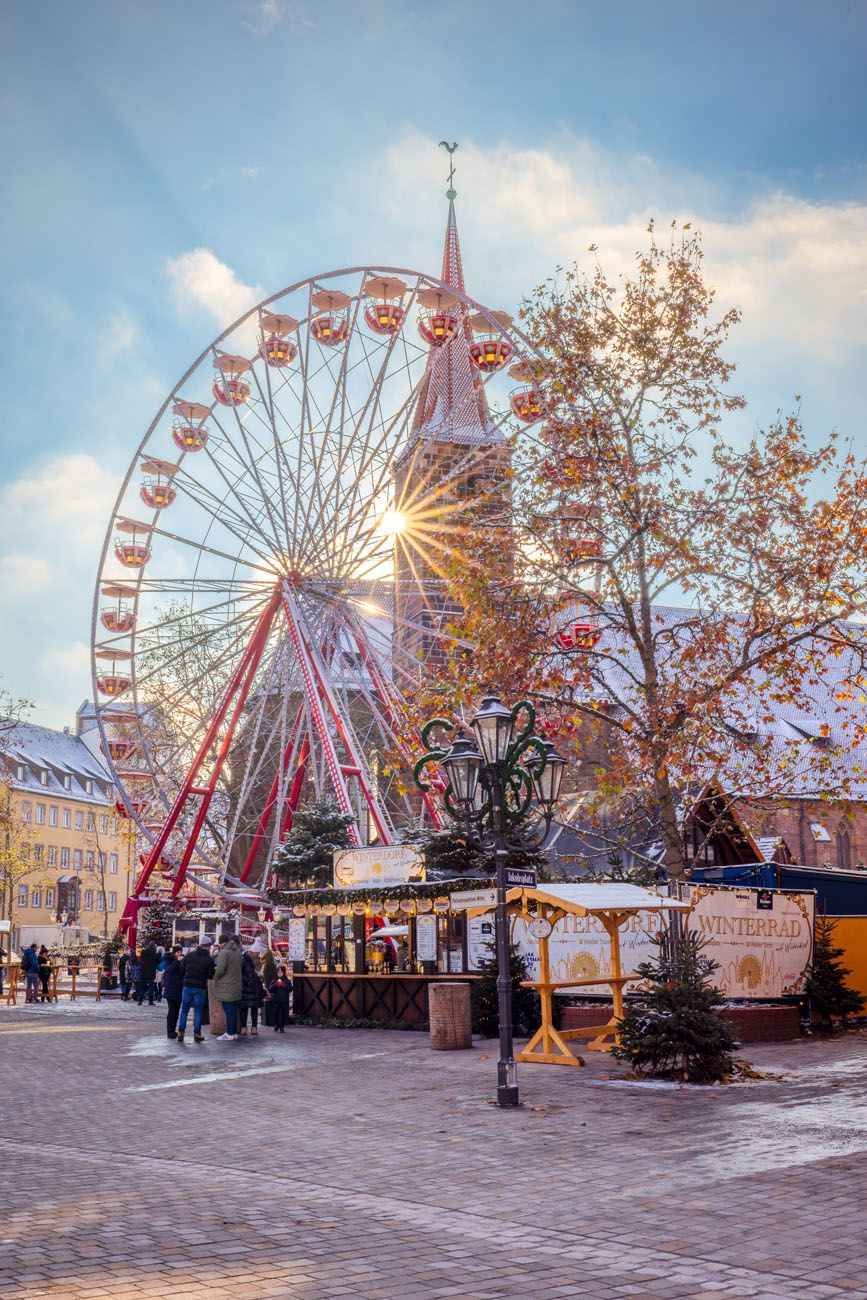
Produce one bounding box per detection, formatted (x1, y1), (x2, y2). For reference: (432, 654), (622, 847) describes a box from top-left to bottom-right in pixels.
(408, 144), (495, 447)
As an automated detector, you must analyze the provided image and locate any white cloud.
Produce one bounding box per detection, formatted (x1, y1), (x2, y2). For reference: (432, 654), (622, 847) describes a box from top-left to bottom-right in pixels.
(242, 0), (313, 36)
(0, 454), (122, 724)
(0, 553), (54, 595)
(376, 131), (867, 366)
(96, 309), (138, 364)
(40, 641), (91, 680)
(165, 248), (262, 333)
(0, 453), (120, 554)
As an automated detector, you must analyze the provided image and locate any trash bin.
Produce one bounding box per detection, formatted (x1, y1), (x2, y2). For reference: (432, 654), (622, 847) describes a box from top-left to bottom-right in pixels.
(428, 982), (472, 1050)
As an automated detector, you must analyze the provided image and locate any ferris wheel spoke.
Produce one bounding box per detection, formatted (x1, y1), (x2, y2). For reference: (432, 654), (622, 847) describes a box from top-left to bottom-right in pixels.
(249, 354), (296, 556)
(295, 277), (423, 572)
(170, 474), (285, 572)
(314, 361), (427, 577)
(146, 524), (282, 580)
(294, 290), (367, 568)
(205, 404), (287, 551)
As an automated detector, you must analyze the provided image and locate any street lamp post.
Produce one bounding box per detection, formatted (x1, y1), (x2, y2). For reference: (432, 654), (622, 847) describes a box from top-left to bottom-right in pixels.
(414, 693), (566, 1108)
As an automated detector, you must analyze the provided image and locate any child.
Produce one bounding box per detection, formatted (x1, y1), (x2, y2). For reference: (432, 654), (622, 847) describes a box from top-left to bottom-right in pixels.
(268, 964), (291, 1033)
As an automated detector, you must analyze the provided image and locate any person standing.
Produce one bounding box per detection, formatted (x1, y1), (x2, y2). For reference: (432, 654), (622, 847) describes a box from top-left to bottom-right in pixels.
(37, 945), (52, 1003)
(175, 940), (215, 1043)
(268, 964), (292, 1033)
(238, 949), (265, 1037)
(137, 942), (158, 1006)
(118, 947), (134, 1000)
(214, 935), (242, 1041)
(163, 945), (184, 1039)
(21, 943), (40, 1003)
(154, 947), (167, 1002)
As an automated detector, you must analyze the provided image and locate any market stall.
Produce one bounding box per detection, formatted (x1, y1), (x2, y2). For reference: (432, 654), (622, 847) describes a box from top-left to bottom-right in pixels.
(495, 882), (690, 1066)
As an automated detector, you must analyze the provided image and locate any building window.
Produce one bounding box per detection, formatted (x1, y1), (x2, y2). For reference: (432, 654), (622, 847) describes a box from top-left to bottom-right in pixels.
(73, 849), (82, 869)
(46, 887), (55, 909)
(34, 844), (44, 863)
(108, 891), (117, 912)
(75, 810), (83, 831)
(98, 852), (106, 870)
(100, 815), (108, 834)
(86, 812), (96, 833)
(96, 892), (105, 912)
(21, 844), (30, 862)
(84, 889), (94, 910)
(111, 817), (119, 836)
(21, 801), (32, 822)
(85, 779), (93, 795)
(40, 769), (48, 786)
(31, 888), (41, 908)
(60, 847), (70, 869)
(62, 774), (71, 790)
(49, 806), (58, 827)
(47, 847), (57, 867)
(15, 763), (24, 781)
(18, 885), (28, 907)
(836, 827), (852, 871)
(109, 853), (118, 874)
(86, 851), (94, 869)
(35, 803), (45, 825)
(62, 808), (71, 829)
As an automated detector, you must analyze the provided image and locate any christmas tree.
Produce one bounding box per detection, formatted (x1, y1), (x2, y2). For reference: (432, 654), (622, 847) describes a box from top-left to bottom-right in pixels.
(613, 929), (738, 1082)
(136, 897), (183, 949)
(271, 798), (355, 891)
(804, 913), (865, 1027)
(470, 942), (541, 1039)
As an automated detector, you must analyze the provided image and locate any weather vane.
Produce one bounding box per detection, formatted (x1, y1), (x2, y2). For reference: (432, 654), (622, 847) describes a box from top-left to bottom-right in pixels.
(439, 140), (458, 199)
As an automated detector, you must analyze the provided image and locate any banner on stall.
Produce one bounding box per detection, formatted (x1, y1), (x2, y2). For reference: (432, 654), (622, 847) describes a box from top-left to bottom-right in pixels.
(332, 845), (424, 888)
(502, 885), (815, 998)
(680, 884), (814, 997)
(287, 918), (307, 963)
(415, 913), (438, 963)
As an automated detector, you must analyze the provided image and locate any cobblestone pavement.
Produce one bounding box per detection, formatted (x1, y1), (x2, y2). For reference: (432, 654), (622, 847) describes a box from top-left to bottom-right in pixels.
(0, 1000), (866, 1299)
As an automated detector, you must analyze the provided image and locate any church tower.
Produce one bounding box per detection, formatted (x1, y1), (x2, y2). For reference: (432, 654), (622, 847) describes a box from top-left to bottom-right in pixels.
(393, 163), (512, 674)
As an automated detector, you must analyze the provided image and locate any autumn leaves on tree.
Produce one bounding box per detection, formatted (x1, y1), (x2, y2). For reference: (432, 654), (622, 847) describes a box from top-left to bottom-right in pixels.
(420, 223), (867, 878)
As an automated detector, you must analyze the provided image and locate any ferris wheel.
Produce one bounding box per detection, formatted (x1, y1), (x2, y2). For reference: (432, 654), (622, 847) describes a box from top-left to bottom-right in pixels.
(91, 233), (547, 932)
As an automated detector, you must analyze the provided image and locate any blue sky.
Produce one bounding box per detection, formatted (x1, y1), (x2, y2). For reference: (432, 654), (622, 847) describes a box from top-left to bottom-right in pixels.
(1, 0), (866, 725)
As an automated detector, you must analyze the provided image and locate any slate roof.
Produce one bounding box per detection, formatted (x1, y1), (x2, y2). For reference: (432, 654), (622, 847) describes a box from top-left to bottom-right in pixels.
(0, 718), (115, 806)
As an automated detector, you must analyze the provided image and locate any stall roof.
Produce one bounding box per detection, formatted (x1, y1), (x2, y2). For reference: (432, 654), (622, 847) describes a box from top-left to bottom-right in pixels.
(505, 882), (691, 915)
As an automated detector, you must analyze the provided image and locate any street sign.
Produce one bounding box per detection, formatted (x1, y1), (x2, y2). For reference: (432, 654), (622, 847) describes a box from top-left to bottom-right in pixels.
(450, 888), (496, 912)
(505, 868), (537, 888)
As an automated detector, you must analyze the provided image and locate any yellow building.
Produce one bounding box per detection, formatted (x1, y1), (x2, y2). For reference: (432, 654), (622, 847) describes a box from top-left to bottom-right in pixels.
(0, 714), (136, 949)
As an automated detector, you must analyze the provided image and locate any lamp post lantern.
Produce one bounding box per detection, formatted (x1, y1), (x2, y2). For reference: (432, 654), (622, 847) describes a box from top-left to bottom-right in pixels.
(414, 694), (566, 1108)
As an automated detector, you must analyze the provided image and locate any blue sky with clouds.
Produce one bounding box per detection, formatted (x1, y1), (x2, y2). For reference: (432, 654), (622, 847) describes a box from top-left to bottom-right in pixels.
(1, 0), (866, 725)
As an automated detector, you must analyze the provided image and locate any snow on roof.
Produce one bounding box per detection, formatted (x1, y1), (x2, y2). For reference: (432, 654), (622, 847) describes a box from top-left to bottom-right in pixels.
(0, 718), (113, 802)
(506, 882), (690, 914)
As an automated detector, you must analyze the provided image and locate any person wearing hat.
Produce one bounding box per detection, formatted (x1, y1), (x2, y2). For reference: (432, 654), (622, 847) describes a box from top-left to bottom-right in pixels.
(163, 944), (185, 1040)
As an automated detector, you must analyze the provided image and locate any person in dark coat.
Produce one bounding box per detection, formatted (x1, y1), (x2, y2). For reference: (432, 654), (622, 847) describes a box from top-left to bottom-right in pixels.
(137, 942), (158, 1006)
(238, 950), (265, 1036)
(118, 947), (135, 1000)
(37, 946), (52, 1003)
(21, 943), (40, 1003)
(163, 945), (184, 1039)
(175, 941), (216, 1043)
(268, 964), (292, 1033)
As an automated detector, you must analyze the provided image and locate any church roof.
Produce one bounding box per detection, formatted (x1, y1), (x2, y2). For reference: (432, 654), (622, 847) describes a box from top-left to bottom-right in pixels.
(407, 198), (501, 450)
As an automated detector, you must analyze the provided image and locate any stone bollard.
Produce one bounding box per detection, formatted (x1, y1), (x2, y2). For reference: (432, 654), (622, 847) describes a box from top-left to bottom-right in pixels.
(207, 980), (226, 1036)
(428, 982), (472, 1050)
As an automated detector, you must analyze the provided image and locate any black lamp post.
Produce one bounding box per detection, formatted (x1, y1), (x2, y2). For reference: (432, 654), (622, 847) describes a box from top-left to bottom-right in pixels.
(414, 693), (566, 1108)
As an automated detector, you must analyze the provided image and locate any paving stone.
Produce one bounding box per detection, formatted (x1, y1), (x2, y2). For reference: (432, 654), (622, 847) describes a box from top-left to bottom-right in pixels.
(0, 1004), (866, 1297)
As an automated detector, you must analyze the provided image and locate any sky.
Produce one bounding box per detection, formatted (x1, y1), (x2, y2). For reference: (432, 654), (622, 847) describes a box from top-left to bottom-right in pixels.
(1, 0), (866, 727)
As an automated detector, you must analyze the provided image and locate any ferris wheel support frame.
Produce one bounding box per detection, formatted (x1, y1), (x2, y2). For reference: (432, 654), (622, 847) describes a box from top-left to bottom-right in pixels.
(119, 588), (281, 937)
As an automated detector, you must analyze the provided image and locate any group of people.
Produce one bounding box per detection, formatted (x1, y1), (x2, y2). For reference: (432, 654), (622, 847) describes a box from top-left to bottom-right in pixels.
(118, 936), (293, 1042)
(19, 943), (53, 1003)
